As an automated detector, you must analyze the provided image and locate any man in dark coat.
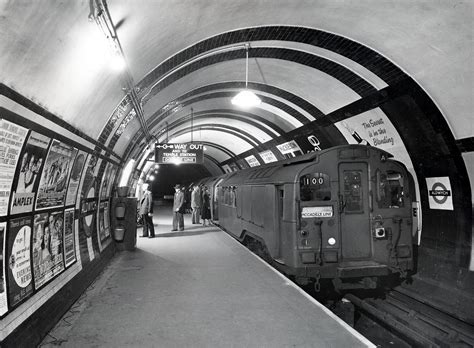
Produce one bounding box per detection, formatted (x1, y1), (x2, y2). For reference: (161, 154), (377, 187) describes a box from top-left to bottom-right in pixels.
(139, 182), (155, 238)
(172, 184), (184, 231)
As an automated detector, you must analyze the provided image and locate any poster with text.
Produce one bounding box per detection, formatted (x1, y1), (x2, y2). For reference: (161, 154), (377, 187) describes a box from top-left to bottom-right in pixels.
(65, 150), (87, 206)
(7, 216), (33, 308)
(10, 132), (50, 215)
(100, 162), (113, 200)
(63, 208), (76, 267)
(107, 166), (117, 197)
(36, 140), (77, 210)
(0, 119), (28, 217)
(0, 222), (8, 316)
(32, 211), (65, 289)
(98, 202), (107, 242)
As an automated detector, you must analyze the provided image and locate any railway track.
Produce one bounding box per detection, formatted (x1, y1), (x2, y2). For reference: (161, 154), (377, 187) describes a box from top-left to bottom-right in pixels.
(345, 289), (474, 347)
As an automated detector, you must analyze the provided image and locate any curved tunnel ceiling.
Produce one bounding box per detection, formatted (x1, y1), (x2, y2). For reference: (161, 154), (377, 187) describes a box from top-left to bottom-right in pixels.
(0, 2), (472, 183)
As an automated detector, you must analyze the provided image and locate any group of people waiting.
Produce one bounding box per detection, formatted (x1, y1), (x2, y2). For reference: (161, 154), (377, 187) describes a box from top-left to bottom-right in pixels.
(139, 182), (212, 238)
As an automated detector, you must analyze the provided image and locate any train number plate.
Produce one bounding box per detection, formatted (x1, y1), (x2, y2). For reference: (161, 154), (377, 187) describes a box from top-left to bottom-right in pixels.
(301, 206), (333, 218)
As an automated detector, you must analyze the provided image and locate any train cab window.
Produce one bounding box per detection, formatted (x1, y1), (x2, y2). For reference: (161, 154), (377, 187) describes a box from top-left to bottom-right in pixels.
(376, 170), (405, 209)
(300, 173), (331, 202)
(343, 171), (363, 212)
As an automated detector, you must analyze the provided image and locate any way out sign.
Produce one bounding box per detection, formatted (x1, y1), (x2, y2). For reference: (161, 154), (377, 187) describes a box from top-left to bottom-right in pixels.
(426, 177), (453, 210)
(155, 143), (204, 164)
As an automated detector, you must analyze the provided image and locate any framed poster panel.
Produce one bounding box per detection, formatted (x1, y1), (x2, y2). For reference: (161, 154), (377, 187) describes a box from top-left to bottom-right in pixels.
(31, 211), (65, 290)
(65, 150), (87, 206)
(35, 140), (77, 210)
(0, 119), (28, 217)
(6, 216), (33, 308)
(0, 222), (7, 316)
(63, 208), (76, 268)
(10, 132), (50, 215)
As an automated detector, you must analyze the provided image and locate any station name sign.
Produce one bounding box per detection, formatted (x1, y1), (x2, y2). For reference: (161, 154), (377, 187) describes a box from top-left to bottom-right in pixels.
(155, 143), (204, 164)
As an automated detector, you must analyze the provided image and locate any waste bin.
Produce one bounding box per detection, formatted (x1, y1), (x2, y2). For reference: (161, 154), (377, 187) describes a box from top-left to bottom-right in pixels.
(111, 196), (137, 251)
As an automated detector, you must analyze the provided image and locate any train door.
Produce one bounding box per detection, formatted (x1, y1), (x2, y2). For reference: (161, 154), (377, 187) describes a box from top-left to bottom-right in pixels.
(339, 163), (371, 259)
(275, 185), (284, 262)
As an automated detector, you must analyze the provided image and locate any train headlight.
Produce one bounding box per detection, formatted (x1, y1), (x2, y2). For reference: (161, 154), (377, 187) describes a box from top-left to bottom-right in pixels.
(328, 237), (336, 245)
(300, 230), (308, 237)
(374, 227), (386, 238)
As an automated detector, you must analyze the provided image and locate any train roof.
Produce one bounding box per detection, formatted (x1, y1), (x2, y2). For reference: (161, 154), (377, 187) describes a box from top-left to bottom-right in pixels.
(219, 145), (395, 186)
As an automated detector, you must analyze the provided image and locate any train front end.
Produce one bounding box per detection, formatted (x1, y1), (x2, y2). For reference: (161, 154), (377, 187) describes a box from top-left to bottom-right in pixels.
(294, 146), (416, 291)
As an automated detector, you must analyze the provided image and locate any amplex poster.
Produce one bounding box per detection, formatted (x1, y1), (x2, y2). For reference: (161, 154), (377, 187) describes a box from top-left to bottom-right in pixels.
(65, 150), (87, 206)
(64, 208), (76, 267)
(0, 119), (28, 217)
(10, 132), (50, 214)
(36, 140), (78, 210)
(32, 211), (65, 289)
(0, 222), (8, 315)
(7, 216), (33, 308)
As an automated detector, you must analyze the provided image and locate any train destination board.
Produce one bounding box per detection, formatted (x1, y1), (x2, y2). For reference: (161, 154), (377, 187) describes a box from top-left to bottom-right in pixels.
(155, 143), (204, 164)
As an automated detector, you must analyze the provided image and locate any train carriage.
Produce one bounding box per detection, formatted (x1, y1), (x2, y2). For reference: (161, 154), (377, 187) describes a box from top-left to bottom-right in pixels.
(217, 145), (417, 291)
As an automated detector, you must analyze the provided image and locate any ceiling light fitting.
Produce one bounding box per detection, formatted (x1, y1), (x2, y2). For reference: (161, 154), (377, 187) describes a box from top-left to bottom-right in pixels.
(231, 43), (261, 108)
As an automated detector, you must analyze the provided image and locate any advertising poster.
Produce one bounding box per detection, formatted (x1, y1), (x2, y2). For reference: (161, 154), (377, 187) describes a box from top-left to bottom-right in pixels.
(36, 140), (78, 210)
(0, 119), (28, 217)
(106, 165), (117, 198)
(258, 150), (278, 164)
(0, 222), (8, 316)
(276, 140), (303, 157)
(98, 202), (106, 242)
(245, 155), (260, 167)
(7, 216), (33, 308)
(63, 208), (76, 267)
(97, 201), (110, 243)
(100, 162), (113, 200)
(32, 211), (65, 289)
(103, 203), (110, 236)
(65, 150), (86, 206)
(10, 132), (50, 215)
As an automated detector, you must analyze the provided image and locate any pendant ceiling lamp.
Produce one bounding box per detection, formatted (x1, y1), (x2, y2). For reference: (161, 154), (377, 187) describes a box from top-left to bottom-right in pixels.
(231, 44), (261, 108)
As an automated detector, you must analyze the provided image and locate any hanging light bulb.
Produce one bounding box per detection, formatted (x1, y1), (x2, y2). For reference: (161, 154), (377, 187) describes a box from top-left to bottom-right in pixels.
(231, 44), (261, 108)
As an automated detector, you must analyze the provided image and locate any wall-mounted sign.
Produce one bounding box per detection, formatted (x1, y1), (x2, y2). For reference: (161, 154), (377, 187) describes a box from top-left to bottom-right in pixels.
(155, 143), (203, 164)
(259, 150), (277, 164)
(276, 140), (303, 156)
(426, 177), (453, 210)
(245, 155), (260, 167)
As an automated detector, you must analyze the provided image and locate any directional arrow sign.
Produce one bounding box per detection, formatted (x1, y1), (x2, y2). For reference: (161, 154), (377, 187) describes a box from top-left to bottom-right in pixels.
(155, 143), (204, 164)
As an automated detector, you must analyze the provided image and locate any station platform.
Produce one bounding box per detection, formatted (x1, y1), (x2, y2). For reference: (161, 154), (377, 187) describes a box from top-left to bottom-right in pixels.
(40, 204), (374, 347)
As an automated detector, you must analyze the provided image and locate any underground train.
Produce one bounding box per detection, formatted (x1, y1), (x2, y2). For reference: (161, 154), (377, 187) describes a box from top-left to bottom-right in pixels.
(199, 145), (417, 291)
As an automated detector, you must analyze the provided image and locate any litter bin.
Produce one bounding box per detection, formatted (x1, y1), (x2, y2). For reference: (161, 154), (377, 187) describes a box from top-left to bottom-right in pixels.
(111, 197), (137, 251)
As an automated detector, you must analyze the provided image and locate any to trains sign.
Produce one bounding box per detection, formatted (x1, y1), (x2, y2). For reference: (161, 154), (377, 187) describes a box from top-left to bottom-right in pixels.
(155, 143), (204, 164)
(425, 177), (453, 210)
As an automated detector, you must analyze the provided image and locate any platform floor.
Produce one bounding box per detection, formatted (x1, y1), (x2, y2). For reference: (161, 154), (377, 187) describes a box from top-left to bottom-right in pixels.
(41, 204), (374, 347)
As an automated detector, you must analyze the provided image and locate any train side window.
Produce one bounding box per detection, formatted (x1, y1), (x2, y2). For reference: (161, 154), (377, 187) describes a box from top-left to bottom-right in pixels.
(376, 170), (405, 209)
(343, 170), (363, 212)
(300, 173), (331, 201)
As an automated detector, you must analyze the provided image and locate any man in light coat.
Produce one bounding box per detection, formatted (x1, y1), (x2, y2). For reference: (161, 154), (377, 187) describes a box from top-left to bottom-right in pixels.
(172, 184), (184, 231)
(191, 185), (201, 224)
(139, 182), (155, 238)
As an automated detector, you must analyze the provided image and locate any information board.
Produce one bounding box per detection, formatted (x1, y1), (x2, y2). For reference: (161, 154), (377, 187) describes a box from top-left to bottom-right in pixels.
(155, 143), (204, 164)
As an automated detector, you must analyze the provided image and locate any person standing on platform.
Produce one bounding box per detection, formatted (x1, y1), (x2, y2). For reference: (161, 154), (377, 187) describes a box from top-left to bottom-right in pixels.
(191, 185), (201, 224)
(172, 184), (185, 231)
(201, 186), (211, 226)
(139, 182), (155, 238)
